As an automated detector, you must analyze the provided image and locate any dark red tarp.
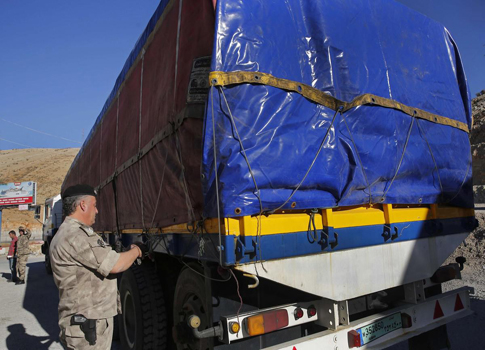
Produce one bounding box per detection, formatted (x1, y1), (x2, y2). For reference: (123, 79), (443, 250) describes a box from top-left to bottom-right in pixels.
(62, 0), (215, 232)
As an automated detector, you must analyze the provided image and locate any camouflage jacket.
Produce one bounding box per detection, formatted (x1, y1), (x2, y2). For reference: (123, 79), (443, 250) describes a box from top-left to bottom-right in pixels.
(17, 229), (32, 255)
(50, 216), (121, 323)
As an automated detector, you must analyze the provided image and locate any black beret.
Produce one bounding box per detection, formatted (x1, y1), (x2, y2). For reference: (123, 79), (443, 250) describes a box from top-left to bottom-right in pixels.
(62, 184), (97, 199)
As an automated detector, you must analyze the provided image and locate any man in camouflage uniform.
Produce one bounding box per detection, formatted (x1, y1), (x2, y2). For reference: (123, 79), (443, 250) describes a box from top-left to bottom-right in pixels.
(15, 226), (31, 285)
(50, 184), (146, 350)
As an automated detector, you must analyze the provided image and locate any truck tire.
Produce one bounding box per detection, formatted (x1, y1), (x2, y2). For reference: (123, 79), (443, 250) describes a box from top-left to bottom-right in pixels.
(112, 276), (121, 341)
(112, 314), (120, 341)
(119, 263), (167, 350)
(44, 243), (53, 275)
(173, 266), (213, 350)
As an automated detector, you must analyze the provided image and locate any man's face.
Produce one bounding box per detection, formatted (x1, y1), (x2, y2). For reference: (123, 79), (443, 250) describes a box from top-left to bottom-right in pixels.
(19, 230), (24, 236)
(9, 233), (15, 240)
(82, 195), (98, 226)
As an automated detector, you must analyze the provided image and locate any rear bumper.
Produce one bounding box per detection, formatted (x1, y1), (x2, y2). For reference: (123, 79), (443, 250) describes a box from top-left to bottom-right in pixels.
(263, 286), (473, 350)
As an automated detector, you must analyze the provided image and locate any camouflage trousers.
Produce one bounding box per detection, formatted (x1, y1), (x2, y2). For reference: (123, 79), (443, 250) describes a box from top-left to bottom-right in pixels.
(60, 317), (113, 350)
(16, 254), (29, 282)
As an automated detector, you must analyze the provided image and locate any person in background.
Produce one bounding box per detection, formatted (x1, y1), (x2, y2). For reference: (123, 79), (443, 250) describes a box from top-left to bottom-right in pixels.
(15, 226), (32, 285)
(6, 230), (18, 283)
(50, 184), (148, 349)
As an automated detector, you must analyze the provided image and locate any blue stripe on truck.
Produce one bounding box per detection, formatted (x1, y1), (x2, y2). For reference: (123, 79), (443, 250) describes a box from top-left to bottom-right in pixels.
(151, 216), (475, 266)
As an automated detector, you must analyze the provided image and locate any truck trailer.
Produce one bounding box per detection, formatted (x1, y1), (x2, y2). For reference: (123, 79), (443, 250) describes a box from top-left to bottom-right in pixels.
(59, 0), (476, 349)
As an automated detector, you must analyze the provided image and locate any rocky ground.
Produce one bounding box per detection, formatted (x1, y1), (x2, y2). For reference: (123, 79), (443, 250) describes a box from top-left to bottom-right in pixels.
(456, 93), (485, 310)
(444, 206), (485, 300)
(471, 93), (485, 187)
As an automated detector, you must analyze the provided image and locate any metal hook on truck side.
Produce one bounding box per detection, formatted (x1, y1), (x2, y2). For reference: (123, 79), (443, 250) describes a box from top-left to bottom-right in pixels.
(243, 273), (259, 289)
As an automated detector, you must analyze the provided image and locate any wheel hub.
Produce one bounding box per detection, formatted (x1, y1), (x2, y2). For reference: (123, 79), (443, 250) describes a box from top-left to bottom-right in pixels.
(176, 294), (208, 349)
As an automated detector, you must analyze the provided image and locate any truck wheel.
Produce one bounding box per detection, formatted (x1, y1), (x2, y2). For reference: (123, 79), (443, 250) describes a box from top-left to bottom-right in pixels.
(44, 244), (52, 275)
(112, 276), (121, 341)
(173, 267), (213, 350)
(112, 314), (120, 341)
(119, 264), (167, 350)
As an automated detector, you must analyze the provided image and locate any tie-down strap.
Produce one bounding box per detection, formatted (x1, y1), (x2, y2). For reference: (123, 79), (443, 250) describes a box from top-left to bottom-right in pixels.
(209, 71), (469, 133)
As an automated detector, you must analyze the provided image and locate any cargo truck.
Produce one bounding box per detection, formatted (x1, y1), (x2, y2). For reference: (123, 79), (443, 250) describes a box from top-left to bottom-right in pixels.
(41, 194), (62, 274)
(60, 0), (477, 349)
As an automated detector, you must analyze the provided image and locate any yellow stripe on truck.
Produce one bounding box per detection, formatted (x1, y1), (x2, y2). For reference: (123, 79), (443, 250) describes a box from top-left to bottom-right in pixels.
(116, 204), (474, 237)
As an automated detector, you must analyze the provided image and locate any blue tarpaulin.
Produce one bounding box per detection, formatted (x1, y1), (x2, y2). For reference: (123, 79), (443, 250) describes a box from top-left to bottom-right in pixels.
(202, 0), (473, 218)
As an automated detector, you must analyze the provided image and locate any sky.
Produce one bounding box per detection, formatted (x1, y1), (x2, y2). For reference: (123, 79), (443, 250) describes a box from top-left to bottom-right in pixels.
(0, 0), (483, 151)
(0, 1), (160, 150)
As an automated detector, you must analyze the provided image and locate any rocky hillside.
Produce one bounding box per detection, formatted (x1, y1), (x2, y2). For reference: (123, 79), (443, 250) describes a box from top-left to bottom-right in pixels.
(472, 92), (485, 186)
(0, 148), (79, 242)
(472, 92), (485, 203)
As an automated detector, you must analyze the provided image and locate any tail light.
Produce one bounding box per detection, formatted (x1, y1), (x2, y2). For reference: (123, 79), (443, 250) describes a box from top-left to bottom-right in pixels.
(348, 329), (362, 348)
(401, 313), (412, 328)
(246, 309), (289, 336)
(307, 305), (317, 318)
(294, 307), (304, 320)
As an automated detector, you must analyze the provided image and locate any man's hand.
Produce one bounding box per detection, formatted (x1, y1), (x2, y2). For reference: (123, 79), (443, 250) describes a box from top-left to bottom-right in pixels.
(110, 244), (146, 274)
(130, 242), (149, 259)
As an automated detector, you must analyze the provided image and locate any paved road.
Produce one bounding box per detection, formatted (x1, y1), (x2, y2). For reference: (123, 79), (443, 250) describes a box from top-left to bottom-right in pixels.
(0, 256), (63, 350)
(0, 256), (122, 350)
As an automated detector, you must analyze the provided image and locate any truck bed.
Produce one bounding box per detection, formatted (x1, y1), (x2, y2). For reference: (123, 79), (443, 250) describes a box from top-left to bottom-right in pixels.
(62, 0), (474, 284)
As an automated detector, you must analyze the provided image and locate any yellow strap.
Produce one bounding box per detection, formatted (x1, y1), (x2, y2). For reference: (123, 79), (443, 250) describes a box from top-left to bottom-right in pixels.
(209, 71), (469, 133)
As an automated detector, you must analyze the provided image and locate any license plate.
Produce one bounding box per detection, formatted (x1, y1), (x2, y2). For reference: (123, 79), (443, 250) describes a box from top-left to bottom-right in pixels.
(357, 313), (402, 345)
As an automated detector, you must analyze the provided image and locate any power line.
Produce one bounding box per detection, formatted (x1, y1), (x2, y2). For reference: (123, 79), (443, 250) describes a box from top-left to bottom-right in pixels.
(0, 137), (32, 148)
(1, 118), (83, 145)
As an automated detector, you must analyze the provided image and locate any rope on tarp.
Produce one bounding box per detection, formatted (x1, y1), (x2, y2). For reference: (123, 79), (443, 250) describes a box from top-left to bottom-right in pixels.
(218, 86), (267, 272)
(444, 158), (472, 204)
(416, 119), (444, 200)
(139, 49), (146, 230)
(266, 107), (342, 215)
(380, 115), (415, 202)
(174, 131), (197, 223)
(209, 71), (470, 133)
(340, 112), (373, 205)
(210, 86), (224, 267)
(148, 145), (170, 230)
(95, 108), (199, 193)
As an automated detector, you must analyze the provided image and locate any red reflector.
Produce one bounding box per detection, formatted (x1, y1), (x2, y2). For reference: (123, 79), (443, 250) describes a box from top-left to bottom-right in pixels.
(348, 329), (362, 348)
(433, 301), (444, 319)
(263, 309), (289, 333)
(454, 294), (465, 311)
(294, 308), (304, 320)
(308, 306), (317, 317)
(401, 313), (413, 329)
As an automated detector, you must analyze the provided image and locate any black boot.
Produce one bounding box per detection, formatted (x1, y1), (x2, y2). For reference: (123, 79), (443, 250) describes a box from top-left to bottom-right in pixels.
(15, 280), (25, 285)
